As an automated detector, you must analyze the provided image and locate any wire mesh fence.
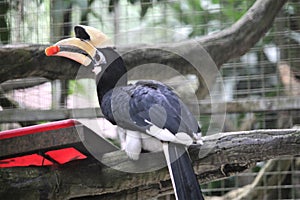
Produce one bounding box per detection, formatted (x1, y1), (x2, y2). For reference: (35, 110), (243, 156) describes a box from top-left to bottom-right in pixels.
(0, 0), (299, 199)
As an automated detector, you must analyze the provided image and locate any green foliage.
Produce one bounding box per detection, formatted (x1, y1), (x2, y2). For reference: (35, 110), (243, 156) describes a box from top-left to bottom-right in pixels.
(199, 114), (211, 136)
(252, 164), (262, 172)
(220, 0), (255, 22)
(107, 0), (165, 18)
(169, 0), (208, 37)
(68, 80), (86, 95)
(140, 0), (153, 18)
(107, 137), (121, 147)
(165, 0), (257, 37)
(0, 0), (10, 44)
(202, 177), (236, 196)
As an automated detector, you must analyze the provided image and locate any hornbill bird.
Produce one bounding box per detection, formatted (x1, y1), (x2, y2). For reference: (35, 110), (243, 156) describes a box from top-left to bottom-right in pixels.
(45, 25), (204, 200)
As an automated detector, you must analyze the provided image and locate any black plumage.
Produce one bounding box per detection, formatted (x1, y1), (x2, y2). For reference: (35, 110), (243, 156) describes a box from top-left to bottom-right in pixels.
(46, 25), (204, 200)
(94, 47), (204, 200)
(96, 47), (200, 137)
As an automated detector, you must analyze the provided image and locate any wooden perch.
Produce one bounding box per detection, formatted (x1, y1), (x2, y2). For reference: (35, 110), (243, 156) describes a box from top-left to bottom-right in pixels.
(1, 128), (299, 199)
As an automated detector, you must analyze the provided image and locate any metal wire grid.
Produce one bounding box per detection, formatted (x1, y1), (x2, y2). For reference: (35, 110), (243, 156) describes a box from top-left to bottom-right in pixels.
(201, 158), (300, 199)
(0, 0), (299, 199)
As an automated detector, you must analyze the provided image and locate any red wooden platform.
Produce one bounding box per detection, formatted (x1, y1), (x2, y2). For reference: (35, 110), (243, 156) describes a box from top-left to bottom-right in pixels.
(0, 119), (118, 168)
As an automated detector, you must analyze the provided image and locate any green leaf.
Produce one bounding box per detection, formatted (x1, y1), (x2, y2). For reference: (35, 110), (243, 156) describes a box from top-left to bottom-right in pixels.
(108, 0), (119, 13)
(140, 0), (152, 18)
(128, 0), (139, 4)
(212, 0), (220, 4)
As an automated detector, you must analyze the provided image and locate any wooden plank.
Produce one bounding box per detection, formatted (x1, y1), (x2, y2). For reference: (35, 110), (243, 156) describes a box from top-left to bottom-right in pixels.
(0, 119), (77, 139)
(0, 123), (119, 160)
(0, 125), (82, 159)
(0, 97), (299, 123)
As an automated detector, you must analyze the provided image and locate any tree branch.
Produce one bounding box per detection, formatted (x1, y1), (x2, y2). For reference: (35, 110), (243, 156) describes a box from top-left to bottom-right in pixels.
(1, 128), (299, 199)
(0, 0), (288, 86)
(0, 78), (48, 92)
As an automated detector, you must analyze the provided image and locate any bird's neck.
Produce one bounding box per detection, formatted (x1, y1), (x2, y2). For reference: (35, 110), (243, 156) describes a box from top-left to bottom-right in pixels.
(95, 49), (127, 103)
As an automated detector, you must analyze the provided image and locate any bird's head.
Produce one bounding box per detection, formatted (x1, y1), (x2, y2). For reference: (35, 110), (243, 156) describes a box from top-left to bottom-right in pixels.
(45, 25), (111, 75)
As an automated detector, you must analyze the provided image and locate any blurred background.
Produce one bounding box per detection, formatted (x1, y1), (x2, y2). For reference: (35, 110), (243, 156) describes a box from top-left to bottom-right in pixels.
(0, 0), (299, 199)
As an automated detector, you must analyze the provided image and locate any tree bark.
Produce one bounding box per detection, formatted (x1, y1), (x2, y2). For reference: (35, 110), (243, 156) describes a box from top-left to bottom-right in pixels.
(0, 0), (288, 90)
(0, 128), (299, 199)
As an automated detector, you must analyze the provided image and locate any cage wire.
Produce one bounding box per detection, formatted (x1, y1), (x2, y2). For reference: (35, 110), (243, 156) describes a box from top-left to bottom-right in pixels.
(0, 0), (300, 199)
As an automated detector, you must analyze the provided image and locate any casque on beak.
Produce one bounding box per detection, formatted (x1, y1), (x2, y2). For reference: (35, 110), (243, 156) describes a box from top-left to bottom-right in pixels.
(74, 25), (111, 48)
(45, 38), (107, 67)
(45, 25), (110, 67)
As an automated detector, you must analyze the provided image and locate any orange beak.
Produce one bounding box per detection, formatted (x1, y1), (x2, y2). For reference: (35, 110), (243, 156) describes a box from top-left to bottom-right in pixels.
(45, 45), (60, 56)
(45, 38), (95, 66)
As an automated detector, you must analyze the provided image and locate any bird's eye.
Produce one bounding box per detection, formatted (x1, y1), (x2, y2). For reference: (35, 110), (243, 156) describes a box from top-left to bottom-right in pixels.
(93, 51), (106, 66)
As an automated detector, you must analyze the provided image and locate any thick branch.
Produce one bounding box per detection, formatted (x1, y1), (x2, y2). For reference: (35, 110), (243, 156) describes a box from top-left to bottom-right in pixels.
(0, 45), (93, 83)
(1, 129), (299, 199)
(0, 0), (287, 85)
(0, 78), (48, 92)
